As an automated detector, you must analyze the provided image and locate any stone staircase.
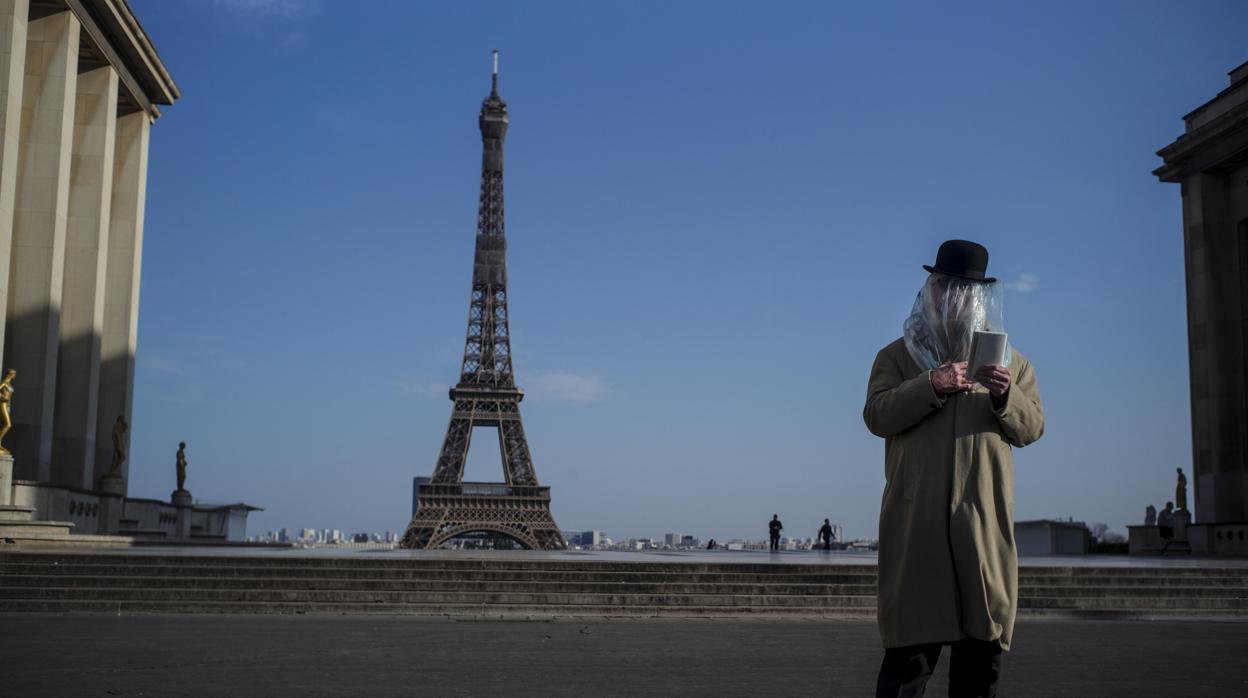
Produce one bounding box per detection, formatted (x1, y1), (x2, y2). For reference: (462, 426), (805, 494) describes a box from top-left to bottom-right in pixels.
(0, 505), (75, 545)
(1, 552), (1246, 619)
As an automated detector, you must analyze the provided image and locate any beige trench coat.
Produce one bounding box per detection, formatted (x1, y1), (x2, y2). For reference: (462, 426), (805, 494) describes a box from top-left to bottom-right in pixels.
(864, 338), (1044, 651)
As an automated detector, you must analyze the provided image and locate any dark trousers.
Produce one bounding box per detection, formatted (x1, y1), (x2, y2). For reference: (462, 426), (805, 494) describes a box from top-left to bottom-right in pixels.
(875, 638), (1002, 698)
(769, 534), (779, 550)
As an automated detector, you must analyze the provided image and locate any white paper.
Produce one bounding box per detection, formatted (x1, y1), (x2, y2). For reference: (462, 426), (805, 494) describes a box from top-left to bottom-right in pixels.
(969, 330), (1008, 379)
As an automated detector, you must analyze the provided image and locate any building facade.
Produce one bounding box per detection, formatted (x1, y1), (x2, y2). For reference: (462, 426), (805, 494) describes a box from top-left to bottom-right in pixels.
(1154, 60), (1248, 555)
(0, 0), (255, 543)
(1014, 519), (1090, 556)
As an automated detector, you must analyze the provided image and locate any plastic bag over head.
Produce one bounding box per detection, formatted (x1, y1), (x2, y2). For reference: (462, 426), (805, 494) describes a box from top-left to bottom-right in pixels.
(902, 273), (1011, 372)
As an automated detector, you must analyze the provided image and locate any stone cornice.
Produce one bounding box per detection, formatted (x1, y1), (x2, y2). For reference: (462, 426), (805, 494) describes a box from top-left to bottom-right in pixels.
(1153, 99), (1248, 183)
(67, 0), (179, 119)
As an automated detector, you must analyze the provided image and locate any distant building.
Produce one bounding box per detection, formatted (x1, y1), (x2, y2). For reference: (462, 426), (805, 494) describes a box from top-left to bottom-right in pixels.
(664, 533), (682, 546)
(565, 530), (604, 547)
(680, 535), (700, 549)
(1015, 520), (1090, 556)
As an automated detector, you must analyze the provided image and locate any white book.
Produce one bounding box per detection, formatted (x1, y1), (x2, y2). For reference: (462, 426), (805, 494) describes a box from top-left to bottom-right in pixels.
(969, 330), (1008, 378)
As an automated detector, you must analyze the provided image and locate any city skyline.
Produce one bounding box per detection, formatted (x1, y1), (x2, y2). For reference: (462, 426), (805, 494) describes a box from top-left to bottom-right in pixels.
(115, 1), (1247, 541)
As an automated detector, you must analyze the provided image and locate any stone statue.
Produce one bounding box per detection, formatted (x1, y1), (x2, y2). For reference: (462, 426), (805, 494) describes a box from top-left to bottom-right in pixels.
(1176, 467), (1188, 512)
(175, 442), (188, 491)
(104, 414), (128, 478)
(1145, 504), (1156, 527)
(0, 369), (14, 456)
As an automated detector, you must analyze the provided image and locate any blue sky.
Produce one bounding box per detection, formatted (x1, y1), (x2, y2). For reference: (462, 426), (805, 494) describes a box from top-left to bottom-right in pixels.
(123, 0), (1246, 541)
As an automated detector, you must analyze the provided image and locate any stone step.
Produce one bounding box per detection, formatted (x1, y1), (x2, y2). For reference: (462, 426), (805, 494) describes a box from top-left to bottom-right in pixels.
(7, 553), (1245, 575)
(1020, 574), (1248, 588)
(2, 553), (1245, 618)
(0, 557), (875, 574)
(0, 586), (881, 608)
(3, 554), (1243, 580)
(1017, 595), (1248, 610)
(0, 563), (879, 584)
(1018, 585), (1248, 598)
(1, 598), (1245, 620)
(0, 575), (879, 595)
(3, 563), (1245, 591)
(3, 579), (1242, 603)
(0, 598), (885, 616)
(6, 552), (1244, 574)
(9, 587), (1244, 611)
(2, 573), (1245, 600)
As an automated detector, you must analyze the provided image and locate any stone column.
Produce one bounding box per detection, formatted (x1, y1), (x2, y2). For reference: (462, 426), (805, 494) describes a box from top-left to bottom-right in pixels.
(0, 0), (27, 371)
(93, 110), (148, 483)
(4, 10), (79, 482)
(1183, 171), (1247, 525)
(51, 66), (117, 489)
(50, 65), (119, 487)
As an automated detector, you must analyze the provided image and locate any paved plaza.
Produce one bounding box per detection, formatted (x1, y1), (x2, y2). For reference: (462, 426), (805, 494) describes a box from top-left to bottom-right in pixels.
(2, 614), (1245, 697)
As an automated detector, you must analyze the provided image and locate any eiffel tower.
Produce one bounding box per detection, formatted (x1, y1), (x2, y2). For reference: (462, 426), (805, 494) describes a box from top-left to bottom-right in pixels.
(400, 52), (566, 550)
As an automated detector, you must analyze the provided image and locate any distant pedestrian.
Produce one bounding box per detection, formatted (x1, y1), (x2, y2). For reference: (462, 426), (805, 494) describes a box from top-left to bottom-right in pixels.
(768, 515), (783, 551)
(706, 539), (717, 550)
(818, 519), (835, 551)
(1144, 504), (1156, 527)
(1157, 501), (1175, 553)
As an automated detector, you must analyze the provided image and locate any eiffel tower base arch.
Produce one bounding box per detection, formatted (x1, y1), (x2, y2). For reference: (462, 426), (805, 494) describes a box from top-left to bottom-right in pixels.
(401, 483), (566, 550)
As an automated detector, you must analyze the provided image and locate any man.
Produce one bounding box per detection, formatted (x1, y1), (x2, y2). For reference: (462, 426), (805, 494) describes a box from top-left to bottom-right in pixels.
(1157, 501), (1175, 553)
(768, 515), (783, 551)
(819, 518), (836, 551)
(864, 240), (1044, 698)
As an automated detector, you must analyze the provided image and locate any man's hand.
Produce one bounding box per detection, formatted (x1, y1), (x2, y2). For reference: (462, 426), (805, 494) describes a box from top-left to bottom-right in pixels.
(974, 363), (1012, 407)
(930, 362), (973, 395)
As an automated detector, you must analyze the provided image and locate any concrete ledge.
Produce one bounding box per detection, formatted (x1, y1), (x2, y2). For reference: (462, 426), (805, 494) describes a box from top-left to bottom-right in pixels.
(2, 532), (133, 549)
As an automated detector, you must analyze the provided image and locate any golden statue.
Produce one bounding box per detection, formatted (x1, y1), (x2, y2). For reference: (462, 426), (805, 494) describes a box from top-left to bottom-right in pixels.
(103, 414), (128, 478)
(176, 442), (188, 491)
(0, 369), (14, 456)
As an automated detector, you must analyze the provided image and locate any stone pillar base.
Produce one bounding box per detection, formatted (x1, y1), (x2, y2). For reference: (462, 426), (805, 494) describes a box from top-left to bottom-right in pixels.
(172, 489), (192, 539)
(0, 504), (34, 522)
(1175, 510), (1192, 540)
(98, 475), (125, 497)
(0, 454), (12, 507)
(97, 475), (125, 535)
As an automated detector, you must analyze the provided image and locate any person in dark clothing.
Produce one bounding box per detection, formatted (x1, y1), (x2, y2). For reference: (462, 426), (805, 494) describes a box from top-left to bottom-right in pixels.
(876, 638), (1002, 698)
(768, 515), (783, 551)
(1157, 501), (1175, 553)
(818, 519), (835, 551)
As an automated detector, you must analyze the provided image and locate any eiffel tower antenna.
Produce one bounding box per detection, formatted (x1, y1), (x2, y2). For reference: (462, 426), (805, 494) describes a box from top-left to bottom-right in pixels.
(401, 53), (565, 551)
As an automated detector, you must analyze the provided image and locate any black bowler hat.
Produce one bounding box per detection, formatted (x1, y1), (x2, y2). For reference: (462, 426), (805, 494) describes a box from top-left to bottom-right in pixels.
(923, 240), (996, 283)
